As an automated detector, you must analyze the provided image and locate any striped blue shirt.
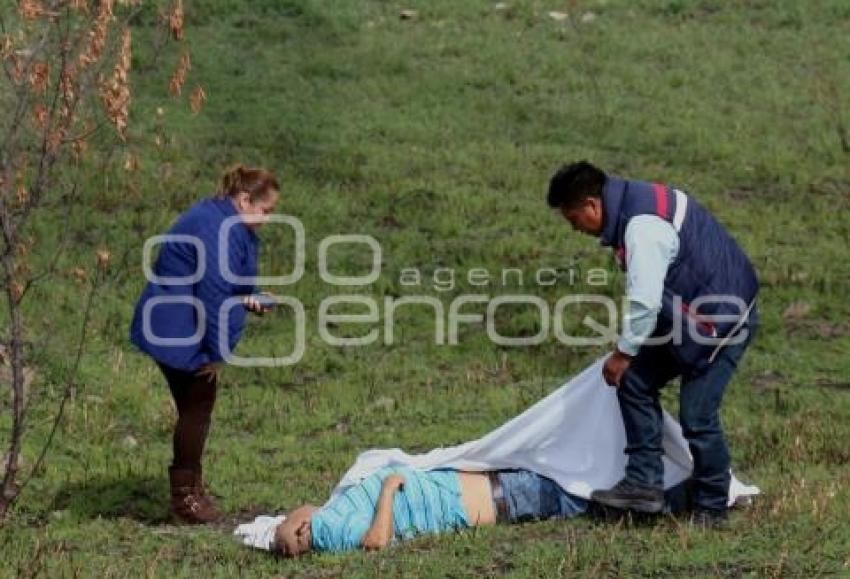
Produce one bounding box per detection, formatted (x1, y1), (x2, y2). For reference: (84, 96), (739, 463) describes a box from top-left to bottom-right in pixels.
(310, 466), (469, 552)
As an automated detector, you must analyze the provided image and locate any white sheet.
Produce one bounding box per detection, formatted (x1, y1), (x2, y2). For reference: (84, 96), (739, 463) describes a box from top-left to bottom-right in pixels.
(235, 356), (759, 550)
(329, 357), (758, 504)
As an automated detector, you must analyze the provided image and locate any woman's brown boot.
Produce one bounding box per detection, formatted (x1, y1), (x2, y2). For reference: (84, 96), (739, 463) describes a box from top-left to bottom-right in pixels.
(169, 467), (221, 524)
(192, 467), (222, 521)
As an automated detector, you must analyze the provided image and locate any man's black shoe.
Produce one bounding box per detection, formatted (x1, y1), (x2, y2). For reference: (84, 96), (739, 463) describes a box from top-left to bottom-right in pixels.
(689, 508), (729, 529)
(590, 479), (664, 513)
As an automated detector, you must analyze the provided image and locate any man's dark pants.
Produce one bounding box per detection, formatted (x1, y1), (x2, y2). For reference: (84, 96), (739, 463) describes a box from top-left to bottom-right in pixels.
(616, 307), (758, 511)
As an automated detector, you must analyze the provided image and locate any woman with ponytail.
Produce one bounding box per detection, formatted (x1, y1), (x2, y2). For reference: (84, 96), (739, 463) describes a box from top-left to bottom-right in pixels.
(130, 165), (279, 523)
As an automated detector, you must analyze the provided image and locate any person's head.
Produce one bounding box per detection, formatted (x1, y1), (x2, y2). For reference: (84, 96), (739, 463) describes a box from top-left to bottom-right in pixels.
(547, 161), (607, 236)
(274, 504), (318, 558)
(218, 164), (280, 229)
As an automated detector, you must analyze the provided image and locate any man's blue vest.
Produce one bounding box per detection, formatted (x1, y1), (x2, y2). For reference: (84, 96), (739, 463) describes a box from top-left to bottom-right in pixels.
(600, 176), (759, 371)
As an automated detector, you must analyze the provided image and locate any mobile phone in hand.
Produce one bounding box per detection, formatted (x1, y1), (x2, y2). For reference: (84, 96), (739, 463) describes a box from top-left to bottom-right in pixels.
(251, 294), (278, 310)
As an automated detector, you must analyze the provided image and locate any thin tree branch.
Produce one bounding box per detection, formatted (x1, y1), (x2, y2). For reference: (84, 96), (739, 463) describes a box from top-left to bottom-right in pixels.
(0, 235), (26, 518)
(0, 22), (53, 161)
(19, 181), (76, 301)
(17, 264), (102, 495)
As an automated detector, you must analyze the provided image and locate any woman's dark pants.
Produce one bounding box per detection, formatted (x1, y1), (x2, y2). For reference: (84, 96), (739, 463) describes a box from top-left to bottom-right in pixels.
(157, 362), (218, 471)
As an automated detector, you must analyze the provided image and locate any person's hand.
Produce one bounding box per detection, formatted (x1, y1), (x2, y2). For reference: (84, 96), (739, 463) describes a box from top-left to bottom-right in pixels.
(361, 527), (390, 551)
(361, 473), (404, 551)
(197, 362), (221, 383)
(383, 474), (405, 492)
(244, 292), (273, 315)
(602, 349), (633, 388)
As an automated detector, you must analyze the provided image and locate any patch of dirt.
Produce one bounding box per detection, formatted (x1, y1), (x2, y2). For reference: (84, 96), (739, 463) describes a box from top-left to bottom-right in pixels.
(813, 378), (850, 391)
(785, 319), (850, 339)
(751, 371), (785, 393)
(782, 301), (811, 321)
(378, 214), (403, 229)
(723, 187), (773, 202)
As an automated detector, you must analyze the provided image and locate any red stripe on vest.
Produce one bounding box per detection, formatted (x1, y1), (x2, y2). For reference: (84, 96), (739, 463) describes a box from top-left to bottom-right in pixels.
(653, 183), (668, 219)
(681, 302), (717, 336)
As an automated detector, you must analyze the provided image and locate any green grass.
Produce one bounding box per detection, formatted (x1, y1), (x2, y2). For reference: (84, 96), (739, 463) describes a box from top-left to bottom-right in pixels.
(2, 0), (850, 576)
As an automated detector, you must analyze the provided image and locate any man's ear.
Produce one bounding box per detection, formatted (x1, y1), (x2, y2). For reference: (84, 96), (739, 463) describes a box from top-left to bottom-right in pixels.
(588, 197), (604, 228)
(295, 519), (310, 537)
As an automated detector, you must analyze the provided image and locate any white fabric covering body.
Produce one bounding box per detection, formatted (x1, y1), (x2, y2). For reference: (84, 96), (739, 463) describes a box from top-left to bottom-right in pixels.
(329, 357), (758, 504)
(235, 357), (758, 550)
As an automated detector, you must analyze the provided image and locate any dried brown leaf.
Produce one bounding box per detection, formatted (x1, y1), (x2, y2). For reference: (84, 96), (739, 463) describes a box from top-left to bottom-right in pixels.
(31, 103), (48, 128)
(123, 152), (138, 172)
(169, 51), (190, 96)
(9, 282), (24, 303)
(18, 0), (44, 20)
(169, 0), (185, 41)
(100, 28), (131, 138)
(71, 267), (88, 283)
(15, 181), (27, 204)
(28, 61), (49, 92)
(96, 248), (111, 269)
(189, 85), (205, 115)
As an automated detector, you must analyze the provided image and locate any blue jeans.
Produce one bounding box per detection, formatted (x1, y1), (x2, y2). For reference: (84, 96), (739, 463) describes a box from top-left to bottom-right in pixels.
(496, 470), (588, 522)
(617, 306), (758, 511)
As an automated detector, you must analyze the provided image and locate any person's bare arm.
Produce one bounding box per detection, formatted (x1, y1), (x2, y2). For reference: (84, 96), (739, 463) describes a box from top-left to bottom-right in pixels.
(361, 474), (405, 551)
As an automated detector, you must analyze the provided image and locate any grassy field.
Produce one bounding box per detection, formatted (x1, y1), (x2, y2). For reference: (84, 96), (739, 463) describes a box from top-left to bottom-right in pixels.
(2, 0), (850, 576)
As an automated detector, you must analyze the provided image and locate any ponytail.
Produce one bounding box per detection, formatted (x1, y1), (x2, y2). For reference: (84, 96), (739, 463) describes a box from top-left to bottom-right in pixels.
(218, 164), (280, 202)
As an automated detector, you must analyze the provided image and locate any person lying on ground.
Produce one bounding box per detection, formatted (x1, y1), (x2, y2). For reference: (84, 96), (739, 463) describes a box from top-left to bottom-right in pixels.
(271, 465), (695, 557)
(235, 357), (758, 555)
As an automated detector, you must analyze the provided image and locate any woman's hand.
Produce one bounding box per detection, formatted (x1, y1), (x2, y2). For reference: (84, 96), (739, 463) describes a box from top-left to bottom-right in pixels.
(243, 292), (273, 315)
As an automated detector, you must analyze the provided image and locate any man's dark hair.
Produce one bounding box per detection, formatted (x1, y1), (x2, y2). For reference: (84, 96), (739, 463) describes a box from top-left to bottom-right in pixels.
(547, 161), (606, 209)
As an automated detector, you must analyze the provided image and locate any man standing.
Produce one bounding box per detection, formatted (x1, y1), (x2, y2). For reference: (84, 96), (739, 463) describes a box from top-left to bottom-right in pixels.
(547, 161), (759, 526)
